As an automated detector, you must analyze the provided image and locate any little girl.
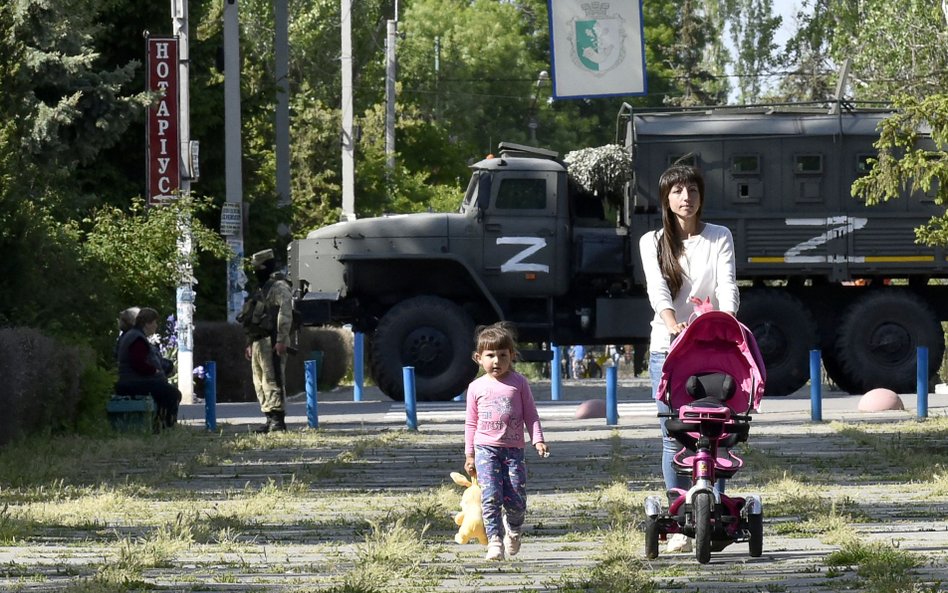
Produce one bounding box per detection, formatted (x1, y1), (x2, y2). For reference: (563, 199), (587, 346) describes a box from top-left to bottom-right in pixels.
(463, 322), (549, 561)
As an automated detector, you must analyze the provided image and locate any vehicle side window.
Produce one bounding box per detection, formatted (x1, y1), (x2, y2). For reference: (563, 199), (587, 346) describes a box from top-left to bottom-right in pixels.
(495, 178), (547, 210)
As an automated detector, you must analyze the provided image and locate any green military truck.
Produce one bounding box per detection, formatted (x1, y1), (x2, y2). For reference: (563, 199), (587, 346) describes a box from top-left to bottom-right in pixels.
(289, 104), (947, 401)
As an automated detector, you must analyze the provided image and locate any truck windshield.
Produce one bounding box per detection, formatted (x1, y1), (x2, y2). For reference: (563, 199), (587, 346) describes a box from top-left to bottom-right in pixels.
(460, 171), (481, 214)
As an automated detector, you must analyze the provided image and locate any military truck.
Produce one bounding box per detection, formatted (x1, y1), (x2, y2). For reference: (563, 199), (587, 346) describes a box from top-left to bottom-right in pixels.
(289, 104), (948, 401)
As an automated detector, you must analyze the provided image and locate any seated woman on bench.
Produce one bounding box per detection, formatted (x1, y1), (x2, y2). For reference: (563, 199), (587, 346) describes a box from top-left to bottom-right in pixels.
(115, 307), (181, 429)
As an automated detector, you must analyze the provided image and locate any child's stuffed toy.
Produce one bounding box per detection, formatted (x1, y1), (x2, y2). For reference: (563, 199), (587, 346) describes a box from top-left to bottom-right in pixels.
(450, 471), (487, 546)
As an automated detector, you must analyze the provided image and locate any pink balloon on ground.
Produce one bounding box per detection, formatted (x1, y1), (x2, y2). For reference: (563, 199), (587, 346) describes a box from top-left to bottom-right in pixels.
(574, 399), (607, 419)
(858, 388), (905, 412)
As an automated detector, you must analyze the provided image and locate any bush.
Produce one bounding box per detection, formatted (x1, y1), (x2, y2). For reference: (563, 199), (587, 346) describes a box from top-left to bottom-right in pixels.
(192, 323), (353, 401)
(193, 322), (256, 402)
(0, 328), (95, 446)
(284, 326), (352, 393)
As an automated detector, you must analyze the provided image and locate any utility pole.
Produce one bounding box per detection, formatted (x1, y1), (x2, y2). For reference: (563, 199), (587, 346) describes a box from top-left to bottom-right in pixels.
(340, 0), (355, 221)
(171, 0), (194, 403)
(223, 0), (245, 323)
(385, 11), (397, 173)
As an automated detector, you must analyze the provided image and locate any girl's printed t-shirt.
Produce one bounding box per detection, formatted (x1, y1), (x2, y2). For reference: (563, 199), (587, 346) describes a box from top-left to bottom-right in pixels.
(464, 370), (544, 455)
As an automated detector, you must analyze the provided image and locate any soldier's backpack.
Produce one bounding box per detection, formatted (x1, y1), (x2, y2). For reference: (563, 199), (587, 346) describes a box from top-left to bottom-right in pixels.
(237, 279), (302, 339)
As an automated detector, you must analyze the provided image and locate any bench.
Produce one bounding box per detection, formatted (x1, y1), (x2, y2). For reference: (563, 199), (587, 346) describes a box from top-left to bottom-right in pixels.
(107, 394), (156, 432)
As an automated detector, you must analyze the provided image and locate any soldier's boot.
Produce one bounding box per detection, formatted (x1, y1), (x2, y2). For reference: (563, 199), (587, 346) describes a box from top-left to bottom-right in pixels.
(254, 412), (274, 433)
(270, 411), (287, 432)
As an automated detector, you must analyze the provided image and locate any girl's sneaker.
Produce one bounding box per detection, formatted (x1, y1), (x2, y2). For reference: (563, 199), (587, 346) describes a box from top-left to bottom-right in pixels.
(504, 530), (522, 556)
(485, 536), (505, 560)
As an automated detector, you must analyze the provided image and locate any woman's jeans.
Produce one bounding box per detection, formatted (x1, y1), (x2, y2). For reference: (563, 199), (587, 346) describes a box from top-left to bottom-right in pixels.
(650, 351), (726, 495)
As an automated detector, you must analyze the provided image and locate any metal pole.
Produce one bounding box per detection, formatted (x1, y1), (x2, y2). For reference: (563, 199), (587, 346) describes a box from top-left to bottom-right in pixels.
(385, 19), (397, 175)
(917, 346), (929, 419)
(172, 0), (194, 403)
(606, 365), (618, 425)
(204, 361), (217, 431)
(551, 344), (562, 401)
(306, 359), (319, 428)
(223, 0), (245, 323)
(353, 331), (364, 402)
(403, 366), (417, 431)
(340, 0), (355, 221)
(809, 349), (822, 422)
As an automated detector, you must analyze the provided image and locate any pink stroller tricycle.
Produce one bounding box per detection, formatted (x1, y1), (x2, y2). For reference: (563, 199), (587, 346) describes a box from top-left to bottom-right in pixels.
(644, 308), (766, 563)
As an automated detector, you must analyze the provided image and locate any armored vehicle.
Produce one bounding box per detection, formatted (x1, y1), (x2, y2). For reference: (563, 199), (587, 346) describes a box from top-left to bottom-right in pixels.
(289, 104), (947, 401)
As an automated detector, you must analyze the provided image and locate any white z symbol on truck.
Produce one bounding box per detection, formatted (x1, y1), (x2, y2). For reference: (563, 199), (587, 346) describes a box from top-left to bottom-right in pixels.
(785, 216), (868, 263)
(497, 237), (550, 273)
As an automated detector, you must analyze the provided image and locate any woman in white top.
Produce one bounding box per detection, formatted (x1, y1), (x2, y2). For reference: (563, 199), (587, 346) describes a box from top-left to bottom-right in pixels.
(639, 164), (739, 507)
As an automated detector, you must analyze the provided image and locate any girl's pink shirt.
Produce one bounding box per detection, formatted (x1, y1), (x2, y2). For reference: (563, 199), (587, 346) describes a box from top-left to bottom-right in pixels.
(464, 370), (545, 455)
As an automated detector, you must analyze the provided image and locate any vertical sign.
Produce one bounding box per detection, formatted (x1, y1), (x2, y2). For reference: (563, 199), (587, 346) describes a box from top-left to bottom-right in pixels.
(146, 36), (180, 205)
(548, 0), (647, 99)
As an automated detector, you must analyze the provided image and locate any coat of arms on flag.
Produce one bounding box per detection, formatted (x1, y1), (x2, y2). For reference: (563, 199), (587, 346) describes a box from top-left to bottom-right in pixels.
(548, 0), (646, 99)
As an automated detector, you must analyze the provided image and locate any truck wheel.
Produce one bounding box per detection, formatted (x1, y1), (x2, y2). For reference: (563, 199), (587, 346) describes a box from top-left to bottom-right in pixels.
(370, 296), (477, 402)
(738, 290), (816, 396)
(834, 290), (944, 394)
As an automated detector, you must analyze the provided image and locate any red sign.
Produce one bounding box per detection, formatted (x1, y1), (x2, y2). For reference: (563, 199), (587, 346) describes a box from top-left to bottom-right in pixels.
(146, 36), (180, 205)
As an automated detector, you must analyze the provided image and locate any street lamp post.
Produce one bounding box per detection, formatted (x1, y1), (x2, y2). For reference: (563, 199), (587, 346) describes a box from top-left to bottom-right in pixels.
(528, 70), (549, 144)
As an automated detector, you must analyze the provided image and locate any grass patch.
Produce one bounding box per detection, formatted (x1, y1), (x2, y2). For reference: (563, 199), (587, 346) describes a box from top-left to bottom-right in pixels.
(825, 537), (925, 593)
(554, 525), (655, 593)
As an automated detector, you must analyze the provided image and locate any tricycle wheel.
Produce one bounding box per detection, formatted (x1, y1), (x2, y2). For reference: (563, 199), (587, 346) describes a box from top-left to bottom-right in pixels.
(644, 517), (660, 559)
(748, 512), (763, 557)
(694, 492), (713, 564)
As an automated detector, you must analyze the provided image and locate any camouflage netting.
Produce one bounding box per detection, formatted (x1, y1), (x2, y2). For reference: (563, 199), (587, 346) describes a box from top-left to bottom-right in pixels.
(563, 144), (634, 207)
(193, 323), (352, 402)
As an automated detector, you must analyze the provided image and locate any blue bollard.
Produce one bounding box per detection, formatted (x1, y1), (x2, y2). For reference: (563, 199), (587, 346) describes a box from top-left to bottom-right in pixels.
(354, 332), (364, 402)
(403, 366), (418, 431)
(305, 359), (319, 429)
(606, 365), (618, 426)
(552, 344), (562, 401)
(204, 361), (217, 431)
(809, 349), (822, 422)
(917, 346), (928, 419)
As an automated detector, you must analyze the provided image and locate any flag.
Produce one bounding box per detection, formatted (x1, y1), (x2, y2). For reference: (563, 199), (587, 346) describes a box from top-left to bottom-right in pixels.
(548, 0), (647, 99)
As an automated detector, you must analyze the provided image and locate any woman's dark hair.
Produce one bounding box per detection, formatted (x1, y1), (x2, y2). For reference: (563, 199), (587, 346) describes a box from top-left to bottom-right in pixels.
(656, 164), (705, 299)
(135, 307), (160, 329)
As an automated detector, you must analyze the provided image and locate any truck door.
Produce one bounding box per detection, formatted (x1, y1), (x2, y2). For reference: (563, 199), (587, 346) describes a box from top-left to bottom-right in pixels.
(481, 170), (566, 296)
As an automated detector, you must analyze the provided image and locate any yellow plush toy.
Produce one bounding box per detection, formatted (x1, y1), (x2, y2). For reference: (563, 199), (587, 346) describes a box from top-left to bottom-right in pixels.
(450, 471), (488, 546)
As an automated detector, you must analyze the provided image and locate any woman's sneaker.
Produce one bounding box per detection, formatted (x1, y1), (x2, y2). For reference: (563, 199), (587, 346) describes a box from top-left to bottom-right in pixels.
(485, 536), (505, 561)
(504, 529), (522, 556)
(666, 533), (693, 553)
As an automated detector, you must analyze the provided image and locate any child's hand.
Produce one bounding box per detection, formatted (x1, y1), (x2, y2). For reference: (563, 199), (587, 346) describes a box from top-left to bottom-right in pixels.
(464, 455), (476, 477)
(535, 442), (550, 458)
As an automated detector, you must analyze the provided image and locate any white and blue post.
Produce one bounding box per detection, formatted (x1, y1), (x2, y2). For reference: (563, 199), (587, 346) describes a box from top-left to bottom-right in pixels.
(353, 331), (364, 402)
(403, 366), (418, 431)
(551, 344), (562, 401)
(917, 346), (928, 419)
(809, 349), (822, 422)
(606, 364), (618, 426)
(305, 358), (319, 428)
(204, 360), (217, 431)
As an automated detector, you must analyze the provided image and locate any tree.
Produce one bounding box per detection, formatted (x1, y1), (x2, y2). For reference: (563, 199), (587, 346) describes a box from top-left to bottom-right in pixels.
(725, 0), (782, 104)
(852, 95), (948, 247)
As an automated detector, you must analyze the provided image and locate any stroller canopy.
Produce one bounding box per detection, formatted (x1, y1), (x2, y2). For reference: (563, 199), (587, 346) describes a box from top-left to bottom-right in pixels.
(657, 310), (766, 414)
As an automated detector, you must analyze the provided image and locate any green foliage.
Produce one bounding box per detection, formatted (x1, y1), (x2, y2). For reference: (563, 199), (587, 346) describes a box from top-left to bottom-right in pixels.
(851, 94), (948, 247)
(79, 196), (232, 315)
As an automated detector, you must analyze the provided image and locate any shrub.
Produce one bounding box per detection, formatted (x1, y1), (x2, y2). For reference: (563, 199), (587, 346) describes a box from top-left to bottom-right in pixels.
(284, 326), (352, 393)
(193, 322), (255, 402)
(0, 328), (93, 445)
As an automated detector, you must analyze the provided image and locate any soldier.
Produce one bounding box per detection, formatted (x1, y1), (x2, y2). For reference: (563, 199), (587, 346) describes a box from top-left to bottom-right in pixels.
(240, 249), (295, 433)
